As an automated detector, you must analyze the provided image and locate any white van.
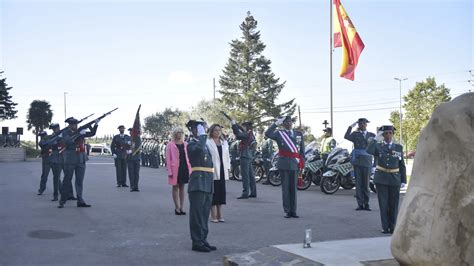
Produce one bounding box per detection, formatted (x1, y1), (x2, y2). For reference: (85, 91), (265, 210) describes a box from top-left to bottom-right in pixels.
(89, 143), (112, 156)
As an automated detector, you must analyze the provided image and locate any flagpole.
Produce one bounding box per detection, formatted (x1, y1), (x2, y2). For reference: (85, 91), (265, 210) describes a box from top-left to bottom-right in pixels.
(329, 0), (334, 131)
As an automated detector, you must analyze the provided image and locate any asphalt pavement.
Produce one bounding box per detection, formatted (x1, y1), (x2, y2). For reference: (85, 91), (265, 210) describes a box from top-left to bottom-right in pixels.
(0, 156), (398, 265)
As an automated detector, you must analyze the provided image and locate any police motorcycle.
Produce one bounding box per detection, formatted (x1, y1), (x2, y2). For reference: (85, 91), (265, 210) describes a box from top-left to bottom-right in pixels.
(231, 150), (263, 183)
(297, 149), (324, 190)
(267, 151), (281, 186)
(320, 147), (355, 194)
(369, 166), (377, 193)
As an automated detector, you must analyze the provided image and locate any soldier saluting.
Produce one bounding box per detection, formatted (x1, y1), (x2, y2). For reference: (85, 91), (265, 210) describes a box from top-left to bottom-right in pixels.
(367, 125), (407, 234)
(265, 116), (305, 218)
(111, 125), (131, 187)
(58, 117), (99, 208)
(186, 120), (216, 253)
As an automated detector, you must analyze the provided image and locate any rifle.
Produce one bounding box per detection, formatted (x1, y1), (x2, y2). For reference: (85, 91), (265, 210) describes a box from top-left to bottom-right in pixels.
(70, 108), (118, 141)
(46, 113), (95, 145)
(221, 111), (244, 131)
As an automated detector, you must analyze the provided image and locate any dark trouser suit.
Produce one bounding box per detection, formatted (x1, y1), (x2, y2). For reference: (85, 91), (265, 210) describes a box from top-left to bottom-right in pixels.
(375, 183), (400, 231)
(280, 170), (297, 214)
(127, 160), (140, 190)
(38, 163), (52, 193)
(61, 163), (86, 205)
(114, 158), (127, 185)
(189, 191), (213, 246)
(240, 158), (256, 196)
(354, 165), (370, 207)
(51, 163), (63, 198)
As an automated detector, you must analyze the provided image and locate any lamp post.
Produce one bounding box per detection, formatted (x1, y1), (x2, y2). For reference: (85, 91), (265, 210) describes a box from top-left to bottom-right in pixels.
(394, 78), (407, 146)
(64, 92), (68, 126)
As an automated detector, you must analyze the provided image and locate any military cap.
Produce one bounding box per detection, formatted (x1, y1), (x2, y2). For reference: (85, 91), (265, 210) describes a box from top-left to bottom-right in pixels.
(65, 117), (79, 124)
(38, 131), (47, 137)
(242, 121), (253, 127)
(117, 125), (125, 129)
(128, 128), (132, 131)
(323, 127), (332, 132)
(357, 118), (370, 123)
(380, 125), (396, 132)
(49, 123), (60, 129)
(185, 119), (205, 130)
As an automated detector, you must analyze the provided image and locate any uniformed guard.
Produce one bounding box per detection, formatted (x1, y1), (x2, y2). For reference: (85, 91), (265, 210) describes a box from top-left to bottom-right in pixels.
(228, 139), (239, 180)
(47, 123), (65, 201)
(231, 120), (257, 199)
(265, 116), (305, 218)
(367, 125), (407, 234)
(344, 118), (376, 211)
(186, 119), (216, 252)
(58, 117), (99, 208)
(320, 127), (337, 161)
(37, 131), (53, 195)
(111, 125), (131, 187)
(127, 128), (141, 192)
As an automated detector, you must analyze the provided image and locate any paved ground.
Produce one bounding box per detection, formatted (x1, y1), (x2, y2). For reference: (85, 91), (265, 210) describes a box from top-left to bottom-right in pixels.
(0, 156), (401, 265)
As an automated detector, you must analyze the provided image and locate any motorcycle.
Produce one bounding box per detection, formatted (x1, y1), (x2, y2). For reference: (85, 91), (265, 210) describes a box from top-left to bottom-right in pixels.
(297, 149), (324, 190)
(232, 151), (263, 183)
(369, 166), (377, 193)
(267, 152), (281, 186)
(320, 147), (355, 194)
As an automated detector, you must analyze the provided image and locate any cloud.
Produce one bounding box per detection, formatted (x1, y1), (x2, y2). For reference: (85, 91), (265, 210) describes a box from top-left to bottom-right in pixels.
(167, 71), (194, 84)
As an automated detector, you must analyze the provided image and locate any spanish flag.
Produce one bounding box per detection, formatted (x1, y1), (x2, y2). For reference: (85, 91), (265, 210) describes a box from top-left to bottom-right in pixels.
(333, 0), (364, 81)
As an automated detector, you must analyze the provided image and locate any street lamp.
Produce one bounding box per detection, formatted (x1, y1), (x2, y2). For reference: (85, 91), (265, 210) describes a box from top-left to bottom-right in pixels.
(394, 78), (407, 146)
(64, 92), (68, 126)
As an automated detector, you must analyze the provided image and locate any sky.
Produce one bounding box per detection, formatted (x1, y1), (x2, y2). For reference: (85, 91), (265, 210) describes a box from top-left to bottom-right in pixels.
(1, 0), (472, 146)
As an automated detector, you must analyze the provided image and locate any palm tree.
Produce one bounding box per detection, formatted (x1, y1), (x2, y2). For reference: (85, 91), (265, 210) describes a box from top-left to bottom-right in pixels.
(26, 100), (53, 149)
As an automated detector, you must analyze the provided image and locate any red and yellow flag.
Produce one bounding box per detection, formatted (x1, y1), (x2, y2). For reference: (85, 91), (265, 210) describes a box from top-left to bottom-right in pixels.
(333, 0), (364, 81)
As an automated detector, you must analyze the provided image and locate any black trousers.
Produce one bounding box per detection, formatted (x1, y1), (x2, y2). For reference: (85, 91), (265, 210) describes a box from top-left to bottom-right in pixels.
(127, 160), (140, 190)
(61, 163), (86, 204)
(38, 163), (52, 193)
(375, 183), (400, 231)
(51, 163), (63, 197)
(354, 165), (370, 207)
(114, 158), (127, 185)
(280, 170), (297, 214)
(189, 191), (212, 246)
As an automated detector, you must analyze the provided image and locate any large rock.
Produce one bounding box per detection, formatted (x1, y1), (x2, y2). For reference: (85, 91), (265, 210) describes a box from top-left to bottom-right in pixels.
(391, 93), (474, 265)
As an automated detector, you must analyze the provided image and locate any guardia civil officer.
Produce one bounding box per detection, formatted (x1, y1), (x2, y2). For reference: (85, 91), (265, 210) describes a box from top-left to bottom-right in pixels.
(231, 121), (257, 199)
(47, 123), (65, 201)
(320, 127), (336, 161)
(127, 128), (141, 192)
(37, 131), (53, 196)
(344, 118), (376, 211)
(58, 117), (99, 208)
(261, 136), (274, 185)
(367, 125), (406, 234)
(111, 125), (131, 187)
(265, 116), (305, 218)
(186, 120), (216, 252)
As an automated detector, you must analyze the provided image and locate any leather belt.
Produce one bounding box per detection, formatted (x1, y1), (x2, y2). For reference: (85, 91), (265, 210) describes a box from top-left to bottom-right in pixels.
(376, 165), (399, 173)
(191, 167), (214, 173)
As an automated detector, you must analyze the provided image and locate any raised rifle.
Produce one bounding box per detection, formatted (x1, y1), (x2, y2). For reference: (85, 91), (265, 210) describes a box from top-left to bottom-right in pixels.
(46, 113), (95, 145)
(221, 111), (244, 131)
(70, 108), (118, 141)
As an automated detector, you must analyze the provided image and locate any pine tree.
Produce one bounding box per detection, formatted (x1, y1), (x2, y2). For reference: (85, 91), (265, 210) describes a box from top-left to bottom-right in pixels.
(0, 71), (18, 121)
(219, 12), (296, 127)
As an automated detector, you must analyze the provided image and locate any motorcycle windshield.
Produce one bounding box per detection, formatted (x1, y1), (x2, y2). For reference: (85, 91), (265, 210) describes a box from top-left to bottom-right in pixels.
(325, 146), (349, 166)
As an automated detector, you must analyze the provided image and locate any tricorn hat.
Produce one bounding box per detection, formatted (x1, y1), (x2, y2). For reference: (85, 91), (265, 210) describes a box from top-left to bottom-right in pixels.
(65, 117), (79, 124)
(242, 121), (253, 127)
(117, 125), (125, 129)
(49, 123), (60, 129)
(127, 128), (132, 131)
(38, 131), (47, 137)
(357, 118), (370, 123)
(185, 119), (205, 130)
(379, 125), (396, 132)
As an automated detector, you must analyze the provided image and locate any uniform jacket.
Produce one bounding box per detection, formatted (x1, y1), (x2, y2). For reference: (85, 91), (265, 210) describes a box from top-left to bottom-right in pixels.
(344, 126), (376, 167)
(111, 134), (131, 159)
(206, 138), (231, 181)
(166, 140), (192, 186)
(39, 137), (53, 164)
(127, 137), (142, 161)
(320, 136), (336, 154)
(367, 141), (407, 186)
(62, 125), (98, 165)
(265, 123), (305, 171)
(186, 135), (214, 193)
(261, 138), (274, 159)
(231, 124), (256, 160)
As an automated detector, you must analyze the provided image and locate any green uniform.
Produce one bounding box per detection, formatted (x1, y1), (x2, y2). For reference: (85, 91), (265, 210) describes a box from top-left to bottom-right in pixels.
(187, 135), (214, 249)
(111, 134), (131, 186)
(367, 140), (407, 232)
(232, 124), (257, 198)
(127, 137), (141, 191)
(38, 136), (53, 195)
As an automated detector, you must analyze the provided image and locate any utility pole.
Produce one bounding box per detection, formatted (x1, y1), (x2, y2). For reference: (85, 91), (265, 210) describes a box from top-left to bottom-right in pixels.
(213, 78), (216, 100)
(329, 0), (334, 132)
(298, 105), (302, 128)
(394, 77), (407, 146)
(64, 92), (68, 127)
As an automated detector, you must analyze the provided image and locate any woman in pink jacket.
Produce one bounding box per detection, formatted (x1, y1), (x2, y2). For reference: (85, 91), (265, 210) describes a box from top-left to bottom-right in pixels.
(166, 127), (192, 215)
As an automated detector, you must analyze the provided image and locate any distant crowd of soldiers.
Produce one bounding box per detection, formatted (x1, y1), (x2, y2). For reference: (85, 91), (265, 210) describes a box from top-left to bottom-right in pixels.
(140, 138), (168, 168)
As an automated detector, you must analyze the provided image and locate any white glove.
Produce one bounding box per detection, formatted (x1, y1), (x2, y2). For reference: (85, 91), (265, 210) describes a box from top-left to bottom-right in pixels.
(113, 154), (117, 159)
(231, 119), (236, 125)
(126, 150), (132, 154)
(275, 117), (285, 126)
(94, 119), (100, 125)
(127, 141), (131, 145)
(350, 122), (358, 127)
(401, 183), (406, 189)
(375, 131), (383, 142)
(80, 129), (87, 135)
(58, 133), (63, 138)
(197, 124), (206, 136)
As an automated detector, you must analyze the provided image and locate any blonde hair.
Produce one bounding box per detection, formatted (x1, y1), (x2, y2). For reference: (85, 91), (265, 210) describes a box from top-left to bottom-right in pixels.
(172, 127), (184, 140)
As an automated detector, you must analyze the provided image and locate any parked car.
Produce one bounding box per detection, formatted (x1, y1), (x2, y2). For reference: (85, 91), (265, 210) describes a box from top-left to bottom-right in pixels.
(89, 143), (112, 155)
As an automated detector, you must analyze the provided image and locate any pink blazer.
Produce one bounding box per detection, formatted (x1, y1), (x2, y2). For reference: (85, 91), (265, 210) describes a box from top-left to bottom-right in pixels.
(166, 140), (192, 186)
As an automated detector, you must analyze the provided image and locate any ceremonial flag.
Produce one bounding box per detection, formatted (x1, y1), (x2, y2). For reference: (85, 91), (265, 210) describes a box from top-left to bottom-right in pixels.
(131, 104), (141, 139)
(333, 0), (365, 80)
